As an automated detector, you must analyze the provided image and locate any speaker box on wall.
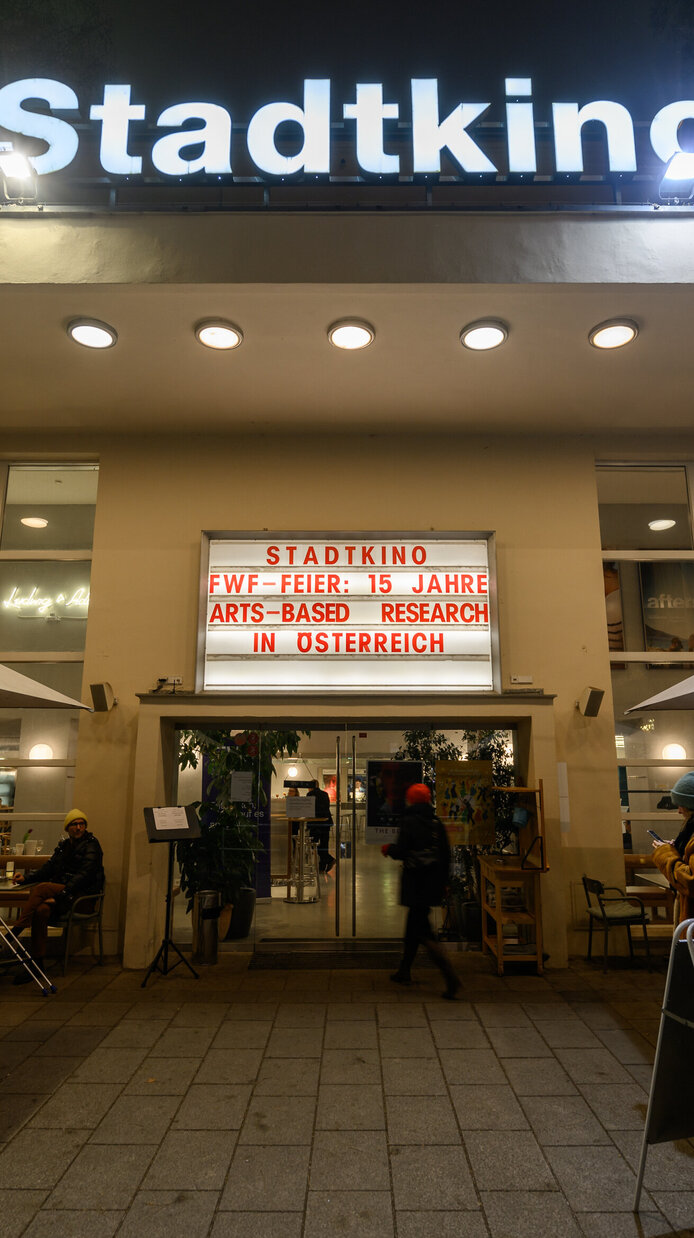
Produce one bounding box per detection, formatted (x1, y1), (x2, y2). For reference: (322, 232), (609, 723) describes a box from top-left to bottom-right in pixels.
(90, 682), (116, 712)
(577, 686), (604, 717)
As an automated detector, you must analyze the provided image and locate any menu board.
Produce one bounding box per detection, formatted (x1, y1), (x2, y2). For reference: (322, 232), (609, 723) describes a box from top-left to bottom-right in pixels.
(198, 533), (497, 693)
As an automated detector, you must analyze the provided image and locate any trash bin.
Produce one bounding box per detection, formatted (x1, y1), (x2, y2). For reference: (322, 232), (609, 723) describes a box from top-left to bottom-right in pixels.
(192, 889), (221, 964)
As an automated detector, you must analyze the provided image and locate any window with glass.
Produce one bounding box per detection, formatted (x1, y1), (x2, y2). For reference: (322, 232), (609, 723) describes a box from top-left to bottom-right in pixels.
(0, 465), (98, 853)
(598, 463), (694, 853)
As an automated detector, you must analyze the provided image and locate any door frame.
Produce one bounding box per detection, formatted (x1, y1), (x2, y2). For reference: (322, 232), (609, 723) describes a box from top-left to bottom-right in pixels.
(122, 690), (565, 968)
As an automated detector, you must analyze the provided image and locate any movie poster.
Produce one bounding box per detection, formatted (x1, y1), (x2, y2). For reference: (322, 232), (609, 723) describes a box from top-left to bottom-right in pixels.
(435, 759), (495, 846)
(640, 563), (694, 652)
(366, 759), (422, 843)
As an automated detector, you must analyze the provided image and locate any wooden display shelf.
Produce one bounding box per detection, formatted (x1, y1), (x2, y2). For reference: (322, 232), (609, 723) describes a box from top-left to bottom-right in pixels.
(479, 854), (546, 976)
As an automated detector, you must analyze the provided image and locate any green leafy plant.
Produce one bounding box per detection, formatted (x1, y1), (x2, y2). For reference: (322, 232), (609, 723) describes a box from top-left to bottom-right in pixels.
(176, 726), (304, 912)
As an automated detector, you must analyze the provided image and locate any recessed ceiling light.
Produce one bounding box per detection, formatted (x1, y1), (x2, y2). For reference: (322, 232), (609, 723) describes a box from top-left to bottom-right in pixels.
(588, 319), (638, 349)
(649, 518), (677, 532)
(327, 320), (375, 350)
(20, 517), (48, 529)
(460, 320), (508, 351)
(67, 319), (118, 349)
(195, 320), (243, 350)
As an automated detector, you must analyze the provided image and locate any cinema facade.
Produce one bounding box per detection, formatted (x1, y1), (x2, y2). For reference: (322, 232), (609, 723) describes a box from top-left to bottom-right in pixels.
(1, 65), (694, 969)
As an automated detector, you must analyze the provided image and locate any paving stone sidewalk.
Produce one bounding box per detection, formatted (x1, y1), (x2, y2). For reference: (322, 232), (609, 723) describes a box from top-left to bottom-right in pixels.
(0, 949), (692, 1238)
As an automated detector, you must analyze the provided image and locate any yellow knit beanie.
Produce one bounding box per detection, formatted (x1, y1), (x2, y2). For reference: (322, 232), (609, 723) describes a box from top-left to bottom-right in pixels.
(64, 808), (88, 831)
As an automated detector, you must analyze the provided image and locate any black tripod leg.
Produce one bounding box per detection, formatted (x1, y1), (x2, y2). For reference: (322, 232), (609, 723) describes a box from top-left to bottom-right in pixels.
(141, 840), (200, 987)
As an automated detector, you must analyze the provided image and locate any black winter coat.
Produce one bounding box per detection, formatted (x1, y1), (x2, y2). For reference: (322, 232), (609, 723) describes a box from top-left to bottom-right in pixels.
(385, 803), (451, 909)
(24, 832), (104, 905)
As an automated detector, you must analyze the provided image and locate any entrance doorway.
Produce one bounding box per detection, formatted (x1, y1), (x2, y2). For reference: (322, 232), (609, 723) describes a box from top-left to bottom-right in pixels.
(174, 723), (516, 949)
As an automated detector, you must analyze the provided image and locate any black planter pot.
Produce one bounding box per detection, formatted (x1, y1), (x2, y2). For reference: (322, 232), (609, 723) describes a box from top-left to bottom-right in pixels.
(223, 887), (257, 940)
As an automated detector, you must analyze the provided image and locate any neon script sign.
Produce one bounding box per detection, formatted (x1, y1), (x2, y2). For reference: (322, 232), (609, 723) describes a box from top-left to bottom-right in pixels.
(0, 76), (692, 179)
(2, 586), (90, 617)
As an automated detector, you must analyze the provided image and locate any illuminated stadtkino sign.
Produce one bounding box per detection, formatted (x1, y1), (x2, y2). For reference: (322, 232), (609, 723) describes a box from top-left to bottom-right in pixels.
(197, 533), (498, 693)
(0, 76), (692, 179)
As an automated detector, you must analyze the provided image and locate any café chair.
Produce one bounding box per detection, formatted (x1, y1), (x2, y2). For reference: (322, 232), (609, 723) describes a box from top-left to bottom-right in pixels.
(51, 887), (105, 975)
(582, 874), (651, 973)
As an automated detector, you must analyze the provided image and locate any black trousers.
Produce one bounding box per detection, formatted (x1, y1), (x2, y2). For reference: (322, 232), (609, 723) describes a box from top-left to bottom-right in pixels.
(309, 824), (333, 870)
(401, 905), (436, 971)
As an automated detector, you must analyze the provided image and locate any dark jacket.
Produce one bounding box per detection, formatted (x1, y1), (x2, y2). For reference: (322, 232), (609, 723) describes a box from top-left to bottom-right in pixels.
(312, 786), (333, 824)
(24, 831), (104, 905)
(385, 803), (451, 908)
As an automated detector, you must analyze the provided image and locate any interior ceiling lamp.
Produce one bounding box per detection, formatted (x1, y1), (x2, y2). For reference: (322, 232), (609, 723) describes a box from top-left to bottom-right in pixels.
(20, 517), (48, 529)
(195, 320), (243, 350)
(662, 743), (687, 761)
(649, 518), (677, 532)
(327, 320), (375, 350)
(67, 319), (118, 349)
(0, 146), (37, 203)
(588, 319), (638, 350)
(659, 151), (694, 202)
(460, 320), (508, 351)
(287, 765), (299, 778)
(28, 743), (53, 760)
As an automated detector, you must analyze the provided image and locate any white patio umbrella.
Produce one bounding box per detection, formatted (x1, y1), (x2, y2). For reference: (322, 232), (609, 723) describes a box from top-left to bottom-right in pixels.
(625, 673), (694, 714)
(0, 663), (92, 710)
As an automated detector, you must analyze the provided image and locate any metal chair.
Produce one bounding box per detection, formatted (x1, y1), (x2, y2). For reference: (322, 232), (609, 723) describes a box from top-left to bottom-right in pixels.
(582, 875), (650, 972)
(52, 888), (105, 974)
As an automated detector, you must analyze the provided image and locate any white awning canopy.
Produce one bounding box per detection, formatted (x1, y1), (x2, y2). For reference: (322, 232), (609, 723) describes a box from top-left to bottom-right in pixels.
(625, 674), (694, 714)
(0, 664), (91, 711)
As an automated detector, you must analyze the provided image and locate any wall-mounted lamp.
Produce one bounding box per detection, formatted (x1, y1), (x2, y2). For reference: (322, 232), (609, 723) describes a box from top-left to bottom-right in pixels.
(659, 151), (694, 202)
(0, 146), (37, 204)
(576, 687), (604, 717)
(28, 744), (53, 760)
(662, 743), (687, 761)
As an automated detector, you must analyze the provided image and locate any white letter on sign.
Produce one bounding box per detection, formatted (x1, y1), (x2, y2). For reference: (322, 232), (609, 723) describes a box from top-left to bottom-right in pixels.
(247, 79), (330, 175)
(89, 84), (145, 175)
(0, 78), (79, 174)
(552, 100), (636, 172)
(152, 102), (232, 175)
(411, 79), (496, 174)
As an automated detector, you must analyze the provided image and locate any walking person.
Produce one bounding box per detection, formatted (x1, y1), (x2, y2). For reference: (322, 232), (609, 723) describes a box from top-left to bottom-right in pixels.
(9, 809), (104, 984)
(382, 782), (460, 998)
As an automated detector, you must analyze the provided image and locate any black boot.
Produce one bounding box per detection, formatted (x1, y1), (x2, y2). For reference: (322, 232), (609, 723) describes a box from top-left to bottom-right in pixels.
(390, 967), (412, 985)
(425, 940), (461, 1000)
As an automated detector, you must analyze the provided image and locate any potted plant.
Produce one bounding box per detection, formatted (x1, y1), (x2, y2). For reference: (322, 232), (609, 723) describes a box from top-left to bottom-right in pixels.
(176, 726), (302, 941)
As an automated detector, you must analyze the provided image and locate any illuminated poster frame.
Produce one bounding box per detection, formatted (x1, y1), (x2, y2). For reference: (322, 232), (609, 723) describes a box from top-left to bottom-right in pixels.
(196, 530), (500, 694)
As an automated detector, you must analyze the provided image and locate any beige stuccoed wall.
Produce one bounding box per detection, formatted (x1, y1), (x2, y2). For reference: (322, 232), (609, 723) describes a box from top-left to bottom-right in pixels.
(55, 429), (625, 967)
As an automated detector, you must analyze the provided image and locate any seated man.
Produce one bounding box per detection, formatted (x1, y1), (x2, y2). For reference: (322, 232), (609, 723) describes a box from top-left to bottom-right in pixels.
(10, 809), (104, 984)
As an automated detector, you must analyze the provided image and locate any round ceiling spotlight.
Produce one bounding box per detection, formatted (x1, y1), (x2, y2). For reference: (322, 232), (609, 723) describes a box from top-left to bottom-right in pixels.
(649, 518), (677, 532)
(195, 320), (244, 350)
(20, 517), (48, 529)
(67, 319), (118, 349)
(588, 319), (638, 350)
(327, 320), (375, 350)
(460, 320), (508, 351)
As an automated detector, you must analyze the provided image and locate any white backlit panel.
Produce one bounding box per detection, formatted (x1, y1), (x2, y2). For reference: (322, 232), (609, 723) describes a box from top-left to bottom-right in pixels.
(198, 533), (498, 693)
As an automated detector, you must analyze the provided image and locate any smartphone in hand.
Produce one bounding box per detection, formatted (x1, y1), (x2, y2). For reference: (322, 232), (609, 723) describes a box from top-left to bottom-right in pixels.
(647, 829), (664, 843)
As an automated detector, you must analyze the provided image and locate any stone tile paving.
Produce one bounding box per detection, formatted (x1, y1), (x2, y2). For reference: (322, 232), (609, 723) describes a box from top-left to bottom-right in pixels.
(0, 950), (692, 1237)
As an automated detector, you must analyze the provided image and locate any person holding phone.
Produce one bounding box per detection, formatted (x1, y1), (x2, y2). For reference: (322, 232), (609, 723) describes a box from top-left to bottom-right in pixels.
(651, 773), (694, 924)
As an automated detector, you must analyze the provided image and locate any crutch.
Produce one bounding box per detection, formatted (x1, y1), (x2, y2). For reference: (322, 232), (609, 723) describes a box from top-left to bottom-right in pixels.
(0, 913), (56, 995)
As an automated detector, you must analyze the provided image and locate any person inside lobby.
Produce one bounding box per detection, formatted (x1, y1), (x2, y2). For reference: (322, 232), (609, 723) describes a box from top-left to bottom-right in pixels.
(8, 809), (104, 984)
